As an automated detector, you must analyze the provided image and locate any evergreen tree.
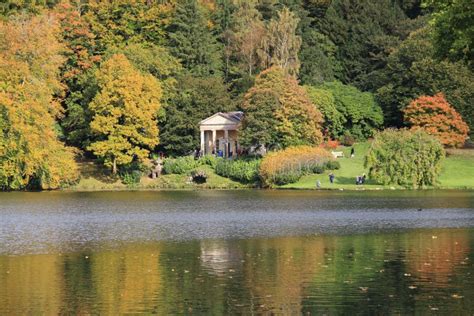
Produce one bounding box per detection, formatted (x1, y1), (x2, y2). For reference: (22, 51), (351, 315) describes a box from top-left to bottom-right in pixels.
(159, 76), (234, 156)
(319, 0), (416, 90)
(167, 0), (223, 77)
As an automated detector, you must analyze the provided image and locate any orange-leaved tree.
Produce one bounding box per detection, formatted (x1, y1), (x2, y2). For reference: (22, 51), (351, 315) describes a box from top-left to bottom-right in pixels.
(403, 93), (469, 147)
(240, 66), (323, 150)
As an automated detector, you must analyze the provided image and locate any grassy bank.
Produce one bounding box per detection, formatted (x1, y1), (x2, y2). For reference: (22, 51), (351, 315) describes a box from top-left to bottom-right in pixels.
(69, 143), (474, 191)
(280, 143), (474, 190)
(70, 162), (247, 191)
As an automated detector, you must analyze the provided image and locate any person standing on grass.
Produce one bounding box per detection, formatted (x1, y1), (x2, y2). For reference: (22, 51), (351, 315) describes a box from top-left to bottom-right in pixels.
(329, 173), (335, 184)
(351, 147), (355, 158)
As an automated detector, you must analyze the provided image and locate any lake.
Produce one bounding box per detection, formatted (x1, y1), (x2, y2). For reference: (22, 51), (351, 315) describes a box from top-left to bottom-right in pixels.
(1, 190), (473, 314)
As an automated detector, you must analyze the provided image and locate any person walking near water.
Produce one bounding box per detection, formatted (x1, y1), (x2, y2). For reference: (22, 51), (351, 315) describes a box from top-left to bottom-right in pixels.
(329, 173), (335, 184)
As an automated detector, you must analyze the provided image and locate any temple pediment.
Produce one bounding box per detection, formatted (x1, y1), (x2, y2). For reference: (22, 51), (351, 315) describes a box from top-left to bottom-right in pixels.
(199, 112), (243, 127)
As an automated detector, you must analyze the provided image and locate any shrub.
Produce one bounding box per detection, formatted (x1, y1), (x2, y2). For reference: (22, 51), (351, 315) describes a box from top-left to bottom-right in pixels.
(312, 165), (325, 174)
(403, 93), (470, 148)
(325, 160), (341, 170)
(340, 132), (356, 146)
(259, 146), (334, 187)
(365, 129), (445, 188)
(120, 171), (141, 188)
(199, 155), (218, 168)
(215, 159), (260, 183)
(163, 156), (199, 174)
(118, 162), (146, 187)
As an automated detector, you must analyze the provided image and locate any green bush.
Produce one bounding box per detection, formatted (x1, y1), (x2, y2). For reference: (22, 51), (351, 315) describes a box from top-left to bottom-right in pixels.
(215, 159), (260, 183)
(365, 129), (445, 188)
(199, 155), (218, 168)
(271, 170), (302, 185)
(120, 171), (141, 188)
(163, 156), (199, 174)
(312, 165), (325, 174)
(325, 160), (341, 170)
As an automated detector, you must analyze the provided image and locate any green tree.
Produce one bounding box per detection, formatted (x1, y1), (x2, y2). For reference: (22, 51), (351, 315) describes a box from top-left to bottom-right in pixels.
(159, 75), (234, 156)
(376, 27), (474, 132)
(167, 0), (223, 76)
(281, 0), (340, 85)
(365, 129), (445, 189)
(319, 0), (417, 90)
(217, 0), (265, 95)
(425, 0), (474, 69)
(320, 81), (384, 140)
(305, 86), (344, 138)
(55, 1), (101, 149)
(88, 54), (162, 174)
(240, 67), (323, 149)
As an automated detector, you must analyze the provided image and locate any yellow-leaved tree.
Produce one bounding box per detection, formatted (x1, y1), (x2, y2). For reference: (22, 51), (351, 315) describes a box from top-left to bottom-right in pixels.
(88, 54), (162, 174)
(0, 14), (78, 190)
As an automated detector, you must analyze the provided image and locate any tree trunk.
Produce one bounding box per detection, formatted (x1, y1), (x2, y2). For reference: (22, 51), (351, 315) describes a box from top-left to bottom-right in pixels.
(112, 158), (117, 175)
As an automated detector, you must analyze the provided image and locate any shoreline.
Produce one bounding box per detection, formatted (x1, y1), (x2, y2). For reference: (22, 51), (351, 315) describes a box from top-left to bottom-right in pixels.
(51, 186), (474, 193)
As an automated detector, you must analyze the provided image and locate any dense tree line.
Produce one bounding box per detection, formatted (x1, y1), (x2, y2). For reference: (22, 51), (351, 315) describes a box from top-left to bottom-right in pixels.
(0, 0), (472, 189)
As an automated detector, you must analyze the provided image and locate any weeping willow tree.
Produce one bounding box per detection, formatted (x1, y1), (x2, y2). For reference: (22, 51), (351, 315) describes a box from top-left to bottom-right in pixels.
(365, 129), (445, 189)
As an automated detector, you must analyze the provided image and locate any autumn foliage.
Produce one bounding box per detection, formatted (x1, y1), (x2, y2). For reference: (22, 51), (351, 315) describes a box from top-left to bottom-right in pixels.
(240, 67), (324, 149)
(0, 14), (78, 190)
(88, 54), (162, 174)
(403, 93), (469, 148)
(259, 146), (334, 187)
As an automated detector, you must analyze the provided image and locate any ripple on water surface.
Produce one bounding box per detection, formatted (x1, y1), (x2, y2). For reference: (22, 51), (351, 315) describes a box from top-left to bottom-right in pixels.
(0, 190), (474, 314)
(0, 190), (474, 254)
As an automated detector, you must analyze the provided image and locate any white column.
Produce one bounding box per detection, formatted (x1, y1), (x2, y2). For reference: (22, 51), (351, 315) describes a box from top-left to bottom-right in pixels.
(224, 130), (229, 158)
(212, 129), (216, 154)
(200, 130), (205, 155)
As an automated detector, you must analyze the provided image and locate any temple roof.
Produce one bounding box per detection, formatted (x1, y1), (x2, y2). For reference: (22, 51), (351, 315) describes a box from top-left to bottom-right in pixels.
(199, 111), (243, 125)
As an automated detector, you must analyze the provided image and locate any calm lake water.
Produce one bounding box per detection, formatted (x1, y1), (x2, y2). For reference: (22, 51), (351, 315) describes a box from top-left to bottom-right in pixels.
(1, 190), (474, 314)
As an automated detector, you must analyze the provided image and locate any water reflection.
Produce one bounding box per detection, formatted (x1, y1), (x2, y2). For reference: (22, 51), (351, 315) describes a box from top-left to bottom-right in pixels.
(1, 229), (473, 314)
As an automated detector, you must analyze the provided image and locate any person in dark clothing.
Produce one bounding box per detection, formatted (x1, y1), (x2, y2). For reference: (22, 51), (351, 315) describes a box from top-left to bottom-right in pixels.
(350, 147), (355, 158)
(329, 173), (335, 184)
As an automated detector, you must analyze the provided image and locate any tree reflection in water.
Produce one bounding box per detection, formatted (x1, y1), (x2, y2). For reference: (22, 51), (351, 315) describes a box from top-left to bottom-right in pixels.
(0, 228), (473, 314)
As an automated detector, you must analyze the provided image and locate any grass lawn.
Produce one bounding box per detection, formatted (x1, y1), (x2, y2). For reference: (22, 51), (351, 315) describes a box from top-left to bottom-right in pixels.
(70, 162), (247, 191)
(280, 142), (474, 190)
(71, 143), (474, 191)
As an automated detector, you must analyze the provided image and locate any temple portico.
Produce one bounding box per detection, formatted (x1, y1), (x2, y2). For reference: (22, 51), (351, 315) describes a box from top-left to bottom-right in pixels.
(199, 112), (243, 158)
